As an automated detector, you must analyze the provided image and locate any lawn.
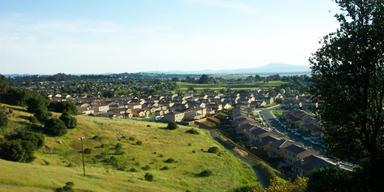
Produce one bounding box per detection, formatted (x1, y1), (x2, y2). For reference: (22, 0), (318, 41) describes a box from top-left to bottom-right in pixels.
(0, 104), (260, 192)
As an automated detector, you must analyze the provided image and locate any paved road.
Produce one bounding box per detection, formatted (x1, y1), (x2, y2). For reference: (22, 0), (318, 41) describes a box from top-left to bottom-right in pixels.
(259, 107), (324, 153)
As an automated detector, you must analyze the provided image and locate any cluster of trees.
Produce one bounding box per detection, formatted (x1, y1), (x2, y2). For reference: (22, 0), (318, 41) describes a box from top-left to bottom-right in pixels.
(0, 75), (77, 162)
(0, 130), (44, 162)
(8, 73), (177, 98)
(308, 0), (384, 191)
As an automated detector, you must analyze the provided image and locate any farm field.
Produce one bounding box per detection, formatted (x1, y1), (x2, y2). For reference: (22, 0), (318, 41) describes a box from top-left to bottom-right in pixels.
(176, 81), (286, 92)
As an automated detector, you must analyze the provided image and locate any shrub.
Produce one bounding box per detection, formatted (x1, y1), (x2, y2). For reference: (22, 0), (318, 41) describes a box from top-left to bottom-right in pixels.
(0, 111), (8, 128)
(186, 128), (199, 135)
(0, 140), (35, 162)
(83, 148), (92, 154)
(166, 122), (178, 130)
(28, 115), (38, 124)
(129, 168), (137, 172)
(164, 158), (176, 163)
(5, 130), (44, 150)
(49, 101), (77, 115)
(147, 124), (151, 127)
(141, 165), (150, 170)
(207, 146), (219, 153)
(144, 173), (154, 181)
(60, 113), (77, 129)
(160, 166), (169, 171)
(44, 118), (67, 136)
(136, 140), (142, 145)
(196, 169), (212, 177)
(55, 182), (74, 192)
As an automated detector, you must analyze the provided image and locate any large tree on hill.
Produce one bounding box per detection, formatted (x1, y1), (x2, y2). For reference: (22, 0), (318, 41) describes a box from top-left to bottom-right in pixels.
(310, 0), (384, 190)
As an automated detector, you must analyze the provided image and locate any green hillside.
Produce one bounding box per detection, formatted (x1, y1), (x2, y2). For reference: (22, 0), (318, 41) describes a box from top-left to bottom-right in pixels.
(0, 104), (259, 192)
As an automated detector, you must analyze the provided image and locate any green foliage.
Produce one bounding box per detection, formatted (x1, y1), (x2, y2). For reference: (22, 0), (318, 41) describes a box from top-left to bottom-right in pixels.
(0, 140), (35, 162)
(307, 168), (356, 192)
(1, 87), (33, 106)
(55, 182), (74, 192)
(0, 111), (8, 128)
(5, 130), (44, 150)
(163, 158), (176, 163)
(197, 74), (210, 84)
(26, 95), (49, 114)
(49, 101), (78, 115)
(310, 0), (384, 189)
(0, 74), (8, 95)
(144, 173), (154, 181)
(83, 148), (92, 154)
(185, 128), (199, 135)
(264, 177), (307, 192)
(207, 146), (219, 153)
(196, 169), (212, 177)
(166, 122), (178, 130)
(44, 118), (67, 136)
(60, 112), (77, 129)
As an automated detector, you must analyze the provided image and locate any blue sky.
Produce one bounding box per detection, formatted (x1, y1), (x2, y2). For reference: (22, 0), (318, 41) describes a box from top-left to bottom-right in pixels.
(0, 0), (340, 74)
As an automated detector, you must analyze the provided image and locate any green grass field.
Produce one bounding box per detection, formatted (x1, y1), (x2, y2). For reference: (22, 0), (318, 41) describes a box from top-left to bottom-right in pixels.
(0, 104), (260, 192)
(176, 81), (285, 92)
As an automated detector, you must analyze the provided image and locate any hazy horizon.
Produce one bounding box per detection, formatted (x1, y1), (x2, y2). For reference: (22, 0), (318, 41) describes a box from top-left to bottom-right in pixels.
(0, 0), (339, 74)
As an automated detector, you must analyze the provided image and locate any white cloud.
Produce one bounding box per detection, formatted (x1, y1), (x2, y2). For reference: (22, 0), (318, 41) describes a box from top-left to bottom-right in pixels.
(190, 0), (258, 14)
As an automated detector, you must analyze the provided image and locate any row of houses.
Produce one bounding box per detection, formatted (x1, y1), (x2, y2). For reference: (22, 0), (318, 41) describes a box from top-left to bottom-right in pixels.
(232, 105), (336, 176)
(284, 109), (323, 137)
(71, 91), (280, 122)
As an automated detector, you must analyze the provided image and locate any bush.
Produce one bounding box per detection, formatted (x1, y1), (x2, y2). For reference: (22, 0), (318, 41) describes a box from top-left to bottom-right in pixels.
(5, 130), (44, 150)
(0, 111), (8, 128)
(144, 173), (154, 181)
(136, 140), (142, 145)
(83, 148), (92, 154)
(60, 113), (77, 129)
(196, 169), (212, 177)
(164, 158), (176, 163)
(207, 146), (219, 153)
(160, 166), (169, 171)
(0, 140), (35, 162)
(186, 128), (199, 135)
(49, 101), (77, 115)
(28, 115), (38, 124)
(166, 122), (178, 130)
(129, 168), (137, 172)
(55, 182), (74, 192)
(44, 118), (67, 136)
(141, 165), (150, 170)
(34, 109), (50, 123)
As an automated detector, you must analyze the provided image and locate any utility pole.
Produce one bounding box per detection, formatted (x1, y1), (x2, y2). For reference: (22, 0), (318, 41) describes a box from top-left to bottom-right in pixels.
(79, 136), (86, 176)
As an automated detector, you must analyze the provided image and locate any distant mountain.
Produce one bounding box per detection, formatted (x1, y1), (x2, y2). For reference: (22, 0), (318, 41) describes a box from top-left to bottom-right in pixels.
(148, 63), (310, 74)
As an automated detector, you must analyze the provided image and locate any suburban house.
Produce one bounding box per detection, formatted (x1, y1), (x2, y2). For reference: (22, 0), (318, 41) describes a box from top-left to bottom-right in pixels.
(292, 155), (336, 176)
(284, 144), (313, 165)
(163, 112), (185, 122)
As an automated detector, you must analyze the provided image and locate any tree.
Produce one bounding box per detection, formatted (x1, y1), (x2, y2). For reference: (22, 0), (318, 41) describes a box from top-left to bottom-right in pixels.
(0, 140), (35, 162)
(60, 112), (77, 129)
(26, 96), (49, 114)
(44, 118), (67, 136)
(5, 130), (44, 150)
(306, 168), (354, 192)
(310, 0), (384, 190)
(197, 74), (210, 84)
(0, 111), (8, 129)
(166, 122), (178, 130)
(49, 101), (78, 115)
(0, 74), (8, 95)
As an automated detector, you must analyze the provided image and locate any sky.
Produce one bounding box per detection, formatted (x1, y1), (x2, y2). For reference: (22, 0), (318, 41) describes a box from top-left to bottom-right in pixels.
(0, 0), (341, 74)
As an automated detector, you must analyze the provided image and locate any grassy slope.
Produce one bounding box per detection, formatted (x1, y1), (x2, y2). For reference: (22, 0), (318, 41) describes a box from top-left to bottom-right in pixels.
(0, 104), (259, 192)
